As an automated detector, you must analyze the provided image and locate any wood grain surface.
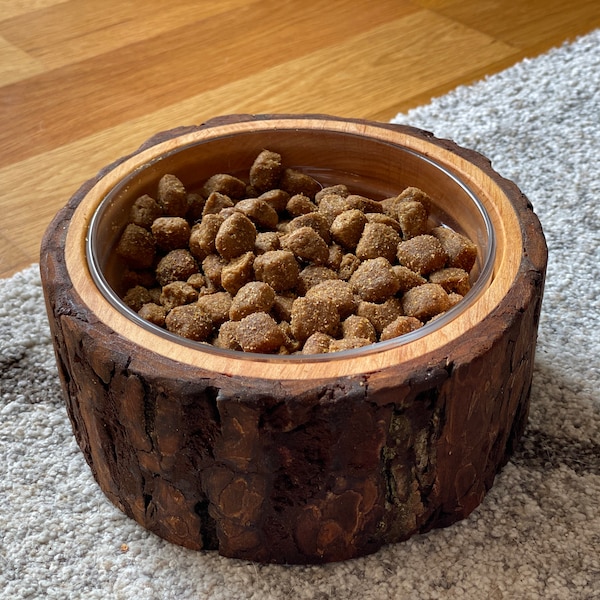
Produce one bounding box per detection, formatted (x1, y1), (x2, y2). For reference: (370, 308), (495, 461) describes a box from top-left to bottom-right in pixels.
(1, 0), (598, 279)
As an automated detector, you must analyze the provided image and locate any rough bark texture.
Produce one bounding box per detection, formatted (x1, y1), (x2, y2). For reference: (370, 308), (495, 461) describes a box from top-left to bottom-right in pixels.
(40, 116), (547, 564)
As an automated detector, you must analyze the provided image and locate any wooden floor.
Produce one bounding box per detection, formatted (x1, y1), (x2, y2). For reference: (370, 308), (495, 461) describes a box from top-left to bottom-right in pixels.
(1, 0), (598, 279)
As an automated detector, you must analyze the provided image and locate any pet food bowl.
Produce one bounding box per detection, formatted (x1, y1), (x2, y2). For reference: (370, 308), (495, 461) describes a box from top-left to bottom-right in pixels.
(40, 114), (546, 564)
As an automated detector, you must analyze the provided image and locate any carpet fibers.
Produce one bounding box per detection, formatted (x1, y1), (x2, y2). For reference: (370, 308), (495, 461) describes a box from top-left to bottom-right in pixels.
(1, 29), (599, 600)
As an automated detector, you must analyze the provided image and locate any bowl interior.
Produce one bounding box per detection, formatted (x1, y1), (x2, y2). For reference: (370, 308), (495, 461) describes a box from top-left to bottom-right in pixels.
(87, 126), (495, 358)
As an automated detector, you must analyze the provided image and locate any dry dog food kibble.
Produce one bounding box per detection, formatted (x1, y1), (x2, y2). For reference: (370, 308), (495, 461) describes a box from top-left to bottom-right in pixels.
(396, 234), (447, 275)
(230, 281), (276, 321)
(220, 251), (254, 295)
(157, 174), (188, 217)
(114, 150), (479, 353)
(151, 217), (191, 251)
(164, 304), (213, 341)
(235, 312), (286, 353)
(160, 281), (198, 311)
(116, 223), (156, 269)
(155, 249), (198, 286)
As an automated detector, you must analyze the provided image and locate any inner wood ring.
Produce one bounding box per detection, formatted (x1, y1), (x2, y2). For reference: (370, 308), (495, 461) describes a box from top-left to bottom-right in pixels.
(66, 117), (514, 379)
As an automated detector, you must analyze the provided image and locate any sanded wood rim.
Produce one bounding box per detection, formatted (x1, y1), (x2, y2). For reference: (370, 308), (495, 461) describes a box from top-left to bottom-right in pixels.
(64, 115), (521, 379)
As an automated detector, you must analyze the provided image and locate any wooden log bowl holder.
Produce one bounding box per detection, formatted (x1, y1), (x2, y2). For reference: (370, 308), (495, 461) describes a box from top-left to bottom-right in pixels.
(40, 114), (547, 564)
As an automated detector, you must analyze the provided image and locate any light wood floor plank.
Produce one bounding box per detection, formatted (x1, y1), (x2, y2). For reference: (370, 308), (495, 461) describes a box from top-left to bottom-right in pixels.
(0, 35), (45, 85)
(0, 0), (598, 278)
(0, 0), (415, 169)
(0, 0), (252, 70)
(0, 0), (69, 22)
(413, 0), (600, 47)
(0, 231), (34, 278)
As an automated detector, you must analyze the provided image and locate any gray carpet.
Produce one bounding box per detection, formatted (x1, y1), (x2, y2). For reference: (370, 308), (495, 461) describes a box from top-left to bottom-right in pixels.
(2, 29), (600, 600)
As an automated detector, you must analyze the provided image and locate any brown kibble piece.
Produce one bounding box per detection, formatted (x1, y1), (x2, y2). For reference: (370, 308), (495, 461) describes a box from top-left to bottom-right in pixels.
(329, 337), (372, 352)
(317, 194), (352, 224)
(116, 223), (156, 270)
(189, 214), (224, 261)
(123, 285), (152, 312)
(138, 303), (167, 327)
(202, 254), (227, 288)
(429, 267), (472, 296)
(159, 281), (199, 311)
(349, 257), (400, 302)
(380, 187), (431, 220)
(397, 234), (448, 275)
(356, 298), (404, 334)
(253, 250), (299, 292)
(148, 286), (162, 305)
(401, 283), (451, 321)
(327, 243), (344, 270)
(397, 200), (429, 240)
(165, 304), (213, 341)
(393, 265), (427, 292)
(431, 226), (478, 272)
(121, 268), (156, 291)
(365, 212), (402, 232)
(235, 198), (279, 229)
(196, 291), (233, 326)
(306, 279), (357, 319)
(151, 217), (191, 251)
(297, 265), (339, 295)
(281, 226), (329, 265)
(155, 249), (198, 286)
(355, 222), (400, 263)
(315, 184), (349, 203)
(302, 332), (333, 354)
(214, 320), (242, 351)
(249, 150), (283, 193)
(221, 251), (255, 295)
(215, 212), (257, 260)
(271, 294), (296, 322)
(380, 316), (423, 341)
(448, 292), (464, 308)
(290, 296), (340, 342)
(398, 186), (433, 211)
(345, 194), (383, 214)
(338, 253), (361, 280)
(278, 321), (301, 354)
(279, 168), (321, 199)
(130, 194), (162, 229)
(229, 281), (276, 321)
(258, 189), (290, 213)
(186, 192), (206, 223)
(157, 174), (188, 217)
(203, 191), (234, 216)
(217, 205), (242, 226)
(330, 209), (367, 250)
(186, 273), (207, 290)
(254, 231), (281, 254)
(218, 206), (238, 220)
(275, 220), (290, 234)
(287, 212), (331, 245)
(235, 312), (286, 353)
(342, 314), (377, 343)
(286, 194), (317, 217)
(245, 185), (259, 201)
(379, 196), (404, 218)
(202, 173), (247, 199)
